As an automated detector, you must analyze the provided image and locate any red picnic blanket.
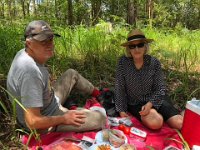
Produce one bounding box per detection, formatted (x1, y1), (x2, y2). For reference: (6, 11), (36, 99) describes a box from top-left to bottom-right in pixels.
(21, 116), (183, 150)
(21, 98), (183, 150)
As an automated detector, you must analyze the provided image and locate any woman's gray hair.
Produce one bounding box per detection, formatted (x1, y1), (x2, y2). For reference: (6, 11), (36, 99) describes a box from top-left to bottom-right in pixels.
(125, 43), (149, 58)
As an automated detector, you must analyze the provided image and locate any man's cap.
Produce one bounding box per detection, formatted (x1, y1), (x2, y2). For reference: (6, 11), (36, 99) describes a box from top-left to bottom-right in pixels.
(24, 20), (61, 41)
(121, 29), (154, 47)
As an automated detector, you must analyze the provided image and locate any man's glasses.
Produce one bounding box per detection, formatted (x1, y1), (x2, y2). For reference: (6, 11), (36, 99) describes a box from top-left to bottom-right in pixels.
(128, 43), (145, 49)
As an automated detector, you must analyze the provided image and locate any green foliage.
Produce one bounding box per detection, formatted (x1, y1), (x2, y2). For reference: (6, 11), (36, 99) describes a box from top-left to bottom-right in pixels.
(0, 86), (41, 149)
(0, 22), (200, 148)
(49, 23), (126, 84)
(0, 25), (23, 77)
(1, 0), (200, 29)
(149, 28), (200, 104)
(1, 23), (200, 94)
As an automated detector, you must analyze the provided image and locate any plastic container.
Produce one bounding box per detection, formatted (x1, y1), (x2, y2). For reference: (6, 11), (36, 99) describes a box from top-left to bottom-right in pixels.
(108, 129), (126, 148)
(120, 144), (137, 150)
(129, 127), (147, 142)
(119, 117), (133, 127)
(181, 98), (200, 148)
(192, 145), (200, 150)
(163, 145), (181, 150)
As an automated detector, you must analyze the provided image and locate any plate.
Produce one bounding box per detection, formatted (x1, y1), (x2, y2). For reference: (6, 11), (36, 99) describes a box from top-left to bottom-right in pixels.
(88, 129), (128, 150)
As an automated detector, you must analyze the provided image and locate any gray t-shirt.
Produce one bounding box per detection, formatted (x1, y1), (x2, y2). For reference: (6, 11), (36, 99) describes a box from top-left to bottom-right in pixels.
(7, 49), (59, 130)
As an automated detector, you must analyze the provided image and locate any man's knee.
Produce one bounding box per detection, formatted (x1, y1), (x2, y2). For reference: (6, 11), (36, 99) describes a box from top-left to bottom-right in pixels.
(84, 109), (106, 129)
(63, 69), (79, 79)
(65, 69), (77, 74)
(56, 109), (106, 132)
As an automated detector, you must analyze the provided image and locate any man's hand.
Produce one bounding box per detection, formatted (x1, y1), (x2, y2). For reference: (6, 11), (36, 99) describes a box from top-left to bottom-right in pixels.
(24, 108), (86, 130)
(62, 110), (86, 127)
(119, 112), (129, 117)
(139, 102), (153, 116)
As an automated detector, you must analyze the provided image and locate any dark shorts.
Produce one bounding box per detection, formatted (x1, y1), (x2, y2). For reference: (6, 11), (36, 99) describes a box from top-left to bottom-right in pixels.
(127, 96), (180, 121)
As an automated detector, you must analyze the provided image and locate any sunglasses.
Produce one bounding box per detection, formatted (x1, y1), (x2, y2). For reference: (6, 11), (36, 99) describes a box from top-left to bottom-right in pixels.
(128, 43), (145, 49)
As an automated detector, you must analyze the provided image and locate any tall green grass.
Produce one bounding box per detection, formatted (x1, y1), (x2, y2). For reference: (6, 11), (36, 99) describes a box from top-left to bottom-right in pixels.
(0, 86), (41, 149)
(0, 23), (200, 104)
(149, 28), (200, 104)
(0, 25), (24, 77)
(0, 22), (200, 149)
(50, 24), (127, 85)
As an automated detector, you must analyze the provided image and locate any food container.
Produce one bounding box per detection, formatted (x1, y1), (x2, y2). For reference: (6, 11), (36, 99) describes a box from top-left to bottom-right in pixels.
(108, 129), (126, 148)
(129, 127), (147, 142)
(120, 144), (137, 150)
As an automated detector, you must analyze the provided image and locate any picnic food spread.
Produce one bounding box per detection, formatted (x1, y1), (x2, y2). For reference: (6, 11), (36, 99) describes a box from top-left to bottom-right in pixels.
(96, 144), (111, 150)
(50, 141), (82, 150)
(102, 129), (126, 148)
(120, 144), (136, 150)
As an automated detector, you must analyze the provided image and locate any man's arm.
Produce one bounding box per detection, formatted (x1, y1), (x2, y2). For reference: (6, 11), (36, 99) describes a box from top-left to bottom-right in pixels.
(24, 108), (86, 130)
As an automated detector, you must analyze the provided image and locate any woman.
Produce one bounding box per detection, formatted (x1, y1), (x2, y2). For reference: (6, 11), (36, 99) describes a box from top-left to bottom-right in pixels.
(114, 29), (183, 130)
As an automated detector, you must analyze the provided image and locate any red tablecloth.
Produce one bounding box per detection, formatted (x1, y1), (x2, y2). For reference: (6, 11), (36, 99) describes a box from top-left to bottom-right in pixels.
(21, 117), (183, 150)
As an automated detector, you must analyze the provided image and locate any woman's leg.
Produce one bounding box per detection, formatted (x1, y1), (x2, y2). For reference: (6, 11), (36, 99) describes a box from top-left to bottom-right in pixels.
(166, 115), (183, 130)
(141, 109), (163, 130)
(128, 104), (163, 130)
(53, 69), (94, 104)
(158, 97), (183, 130)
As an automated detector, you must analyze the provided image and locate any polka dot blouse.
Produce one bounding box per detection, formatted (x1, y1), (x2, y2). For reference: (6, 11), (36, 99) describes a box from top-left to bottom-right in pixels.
(114, 55), (166, 113)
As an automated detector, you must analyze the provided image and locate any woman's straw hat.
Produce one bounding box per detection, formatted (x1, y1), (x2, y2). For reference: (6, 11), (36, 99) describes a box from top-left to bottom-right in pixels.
(121, 29), (154, 47)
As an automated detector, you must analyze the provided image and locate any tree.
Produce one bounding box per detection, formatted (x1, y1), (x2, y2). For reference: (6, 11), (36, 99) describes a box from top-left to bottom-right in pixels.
(67, 0), (73, 25)
(7, 0), (12, 18)
(146, 0), (154, 27)
(91, 0), (102, 25)
(0, 0), (199, 29)
(0, 0), (5, 18)
(127, 0), (137, 25)
(20, 0), (26, 18)
(32, 0), (37, 16)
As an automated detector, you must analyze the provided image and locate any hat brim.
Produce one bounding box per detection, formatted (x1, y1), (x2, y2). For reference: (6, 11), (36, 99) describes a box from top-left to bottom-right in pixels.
(33, 31), (61, 41)
(121, 38), (154, 47)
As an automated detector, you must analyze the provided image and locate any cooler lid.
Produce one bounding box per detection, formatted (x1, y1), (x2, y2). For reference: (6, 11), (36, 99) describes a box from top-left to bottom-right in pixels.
(186, 99), (200, 115)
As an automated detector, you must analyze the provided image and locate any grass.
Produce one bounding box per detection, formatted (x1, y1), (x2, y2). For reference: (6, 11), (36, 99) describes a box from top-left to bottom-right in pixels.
(0, 23), (200, 148)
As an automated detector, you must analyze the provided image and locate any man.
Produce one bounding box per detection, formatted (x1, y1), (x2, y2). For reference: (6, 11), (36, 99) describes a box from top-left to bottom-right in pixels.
(7, 20), (106, 133)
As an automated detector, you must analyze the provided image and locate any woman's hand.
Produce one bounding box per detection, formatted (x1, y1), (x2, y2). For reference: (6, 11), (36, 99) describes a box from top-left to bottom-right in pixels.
(139, 102), (153, 116)
(119, 112), (129, 117)
(62, 110), (86, 127)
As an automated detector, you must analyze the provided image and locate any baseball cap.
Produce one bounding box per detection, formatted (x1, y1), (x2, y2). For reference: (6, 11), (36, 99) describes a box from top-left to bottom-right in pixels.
(24, 20), (61, 41)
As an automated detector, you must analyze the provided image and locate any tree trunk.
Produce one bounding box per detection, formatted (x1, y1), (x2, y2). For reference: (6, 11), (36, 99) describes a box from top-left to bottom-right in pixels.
(199, 6), (200, 28)
(67, 0), (74, 25)
(111, 0), (115, 15)
(55, 0), (62, 21)
(32, 0), (37, 16)
(146, 0), (154, 27)
(0, 1), (5, 18)
(91, 0), (102, 25)
(13, 0), (16, 18)
(7, 0), (12, 18)
(127, 0), (137, 25)
(110, 0), (116, 22)
(44, 0), (48, 15)
(75, 0), (82, 25)
(55, 0), (58, 18)
(20, 0), (26, 18)
(27, 0), (32, 17)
